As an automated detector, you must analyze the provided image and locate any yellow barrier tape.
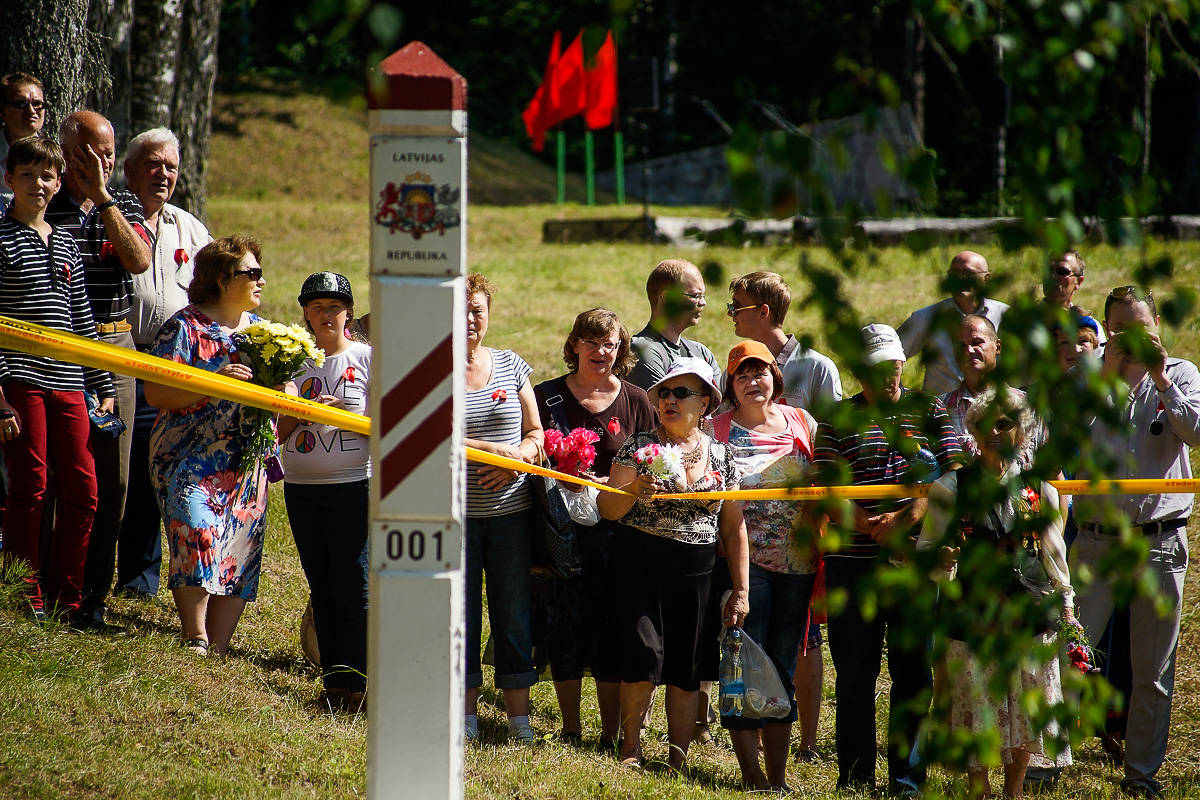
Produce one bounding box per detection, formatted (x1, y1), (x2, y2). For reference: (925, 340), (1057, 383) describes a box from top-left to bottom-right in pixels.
(5, 315), (1197, 502)
(0, 315), (370, 436)
(464, 448), (1200, 501)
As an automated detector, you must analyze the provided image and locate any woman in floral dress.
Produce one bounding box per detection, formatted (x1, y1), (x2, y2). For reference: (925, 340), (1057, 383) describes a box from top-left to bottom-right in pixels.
(145, 235), (289, 657)
(918, 387), (1076, 798)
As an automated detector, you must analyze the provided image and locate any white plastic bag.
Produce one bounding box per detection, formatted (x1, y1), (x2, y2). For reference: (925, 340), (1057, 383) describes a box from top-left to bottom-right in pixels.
(558, 482), (600, 526)
(718, 624), (791, 719)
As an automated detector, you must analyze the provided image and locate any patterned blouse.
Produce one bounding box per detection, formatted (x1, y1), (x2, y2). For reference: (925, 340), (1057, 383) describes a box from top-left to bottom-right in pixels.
(612, 429), (740, 545)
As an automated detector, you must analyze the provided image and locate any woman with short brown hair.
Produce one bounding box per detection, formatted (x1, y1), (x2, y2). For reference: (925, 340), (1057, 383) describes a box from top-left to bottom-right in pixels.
(532, 307), (656, 746)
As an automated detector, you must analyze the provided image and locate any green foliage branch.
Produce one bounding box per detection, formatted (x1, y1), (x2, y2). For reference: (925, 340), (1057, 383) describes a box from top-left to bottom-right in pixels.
(725, 0), (1198, 783)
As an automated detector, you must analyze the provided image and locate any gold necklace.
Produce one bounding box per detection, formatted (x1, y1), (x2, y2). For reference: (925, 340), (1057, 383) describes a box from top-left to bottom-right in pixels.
(662, 428), (705, 466)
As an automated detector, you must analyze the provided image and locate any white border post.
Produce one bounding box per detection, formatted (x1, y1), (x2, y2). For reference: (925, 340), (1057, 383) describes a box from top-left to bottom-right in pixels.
(367, 42), (467, 800)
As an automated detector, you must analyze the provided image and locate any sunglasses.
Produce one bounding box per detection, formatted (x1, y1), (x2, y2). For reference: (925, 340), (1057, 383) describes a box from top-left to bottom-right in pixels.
(234, 267), (264, 281)
(726, 302), (759, 317)
(991, 417), (1016, 433)
(1051, 265), (1080, 278)
(1110, 285), (1151, 301)
(656, 386), (707, 400)
(7, 100), (44, 112)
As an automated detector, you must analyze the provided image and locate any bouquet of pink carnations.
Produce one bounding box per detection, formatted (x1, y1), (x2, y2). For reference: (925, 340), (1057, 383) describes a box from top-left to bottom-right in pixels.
(544, 427), (601, 477)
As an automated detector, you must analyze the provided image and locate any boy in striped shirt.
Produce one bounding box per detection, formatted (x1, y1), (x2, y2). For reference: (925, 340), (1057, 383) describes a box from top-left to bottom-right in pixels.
(0, 136), (114, 624)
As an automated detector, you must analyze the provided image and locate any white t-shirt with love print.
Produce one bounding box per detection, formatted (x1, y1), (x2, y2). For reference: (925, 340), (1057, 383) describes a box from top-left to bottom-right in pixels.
(281, 340), (372, 484)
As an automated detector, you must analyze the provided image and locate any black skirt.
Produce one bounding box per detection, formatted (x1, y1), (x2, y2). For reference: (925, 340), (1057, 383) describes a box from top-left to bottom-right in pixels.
(612, 523), (720, 690)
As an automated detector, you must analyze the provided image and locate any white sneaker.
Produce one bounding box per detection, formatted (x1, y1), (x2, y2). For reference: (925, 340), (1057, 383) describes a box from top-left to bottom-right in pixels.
(464, 717), (479, 743)
(508, 721), (540, 746)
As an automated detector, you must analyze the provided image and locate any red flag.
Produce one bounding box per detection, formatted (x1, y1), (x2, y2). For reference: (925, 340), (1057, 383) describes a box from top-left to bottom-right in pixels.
(547, 32), (587, 127)
(585, 31), (618, 130)
(522, 31), (561, 152)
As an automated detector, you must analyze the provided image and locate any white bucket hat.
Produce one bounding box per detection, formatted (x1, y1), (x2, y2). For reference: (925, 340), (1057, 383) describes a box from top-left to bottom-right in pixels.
(647, 357), (723, 408)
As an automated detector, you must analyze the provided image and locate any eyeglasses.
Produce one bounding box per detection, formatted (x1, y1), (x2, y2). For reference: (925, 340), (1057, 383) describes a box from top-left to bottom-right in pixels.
(991, 417), (1016, 433)
(726, 302), (759, 317)
(1110, 286), (1152, 301)
(682, 292), (706, 302)
(1051, 265), (1080, 278)
(7, 100), (44, 112)
(234, 268), (264, 281)
(656, 386), (707, 400)
(579, 338), (618, 353)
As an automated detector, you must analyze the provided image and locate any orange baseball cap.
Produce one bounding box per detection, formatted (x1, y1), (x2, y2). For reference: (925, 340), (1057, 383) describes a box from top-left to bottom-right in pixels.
(726, 340), (775, 375)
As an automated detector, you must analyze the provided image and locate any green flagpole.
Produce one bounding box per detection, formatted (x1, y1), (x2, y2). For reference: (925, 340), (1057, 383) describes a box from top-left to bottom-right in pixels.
(585, 130), (595, 206)
(556, 130), (566, 204)
(614, 131), (625, 205)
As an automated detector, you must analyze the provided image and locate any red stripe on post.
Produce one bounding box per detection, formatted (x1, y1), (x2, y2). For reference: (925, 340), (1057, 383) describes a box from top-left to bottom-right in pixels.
(370, 41), (467, 111)
(379, 334), (454, 438)
(380, 396), (454, 498)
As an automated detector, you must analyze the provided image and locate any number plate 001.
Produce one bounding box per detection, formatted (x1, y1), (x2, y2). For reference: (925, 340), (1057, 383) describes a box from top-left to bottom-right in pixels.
(371, 521), (461, 573)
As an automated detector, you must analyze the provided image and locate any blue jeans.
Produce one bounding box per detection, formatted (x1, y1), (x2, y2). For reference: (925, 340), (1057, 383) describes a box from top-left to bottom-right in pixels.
(466, 509), (537, 690)
(722, 565), (816, 729)
(285, 480), (369, 692)
(825, 556), (932, 792)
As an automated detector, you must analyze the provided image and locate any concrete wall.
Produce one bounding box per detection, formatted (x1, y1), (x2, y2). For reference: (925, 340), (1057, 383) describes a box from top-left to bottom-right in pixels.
(598, 104), (924, 212)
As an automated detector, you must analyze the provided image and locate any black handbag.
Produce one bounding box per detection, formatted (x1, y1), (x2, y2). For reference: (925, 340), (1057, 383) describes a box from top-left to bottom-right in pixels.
(529, 441), (582, 579)
(529, 378), (584, 579)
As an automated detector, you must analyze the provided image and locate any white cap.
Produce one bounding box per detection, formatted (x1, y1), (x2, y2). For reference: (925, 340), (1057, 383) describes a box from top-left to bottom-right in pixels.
(647, 356), (723, 408)
(862, 323), (906, 365)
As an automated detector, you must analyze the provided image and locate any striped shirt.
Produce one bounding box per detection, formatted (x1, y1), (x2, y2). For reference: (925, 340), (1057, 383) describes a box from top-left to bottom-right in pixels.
(45, 188), (150, 324)
(0, 217), (115, 395)
(814, 388), (962, 558)
(465, 348), (534, 517)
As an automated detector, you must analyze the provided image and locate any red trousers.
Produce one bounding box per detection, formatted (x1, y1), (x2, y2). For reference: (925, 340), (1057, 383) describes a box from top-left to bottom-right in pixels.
(1, 382), (97, 615)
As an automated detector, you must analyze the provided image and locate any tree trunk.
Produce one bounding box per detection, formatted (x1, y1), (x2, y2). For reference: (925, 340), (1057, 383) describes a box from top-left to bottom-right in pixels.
(127, 0), (220, 222)
(1140, 21), (1153, 184)
(0, 0), (109, 138)
(130, 0), (182, 130)
(85, 0), (135, 159)
(169, 0), (221, 222)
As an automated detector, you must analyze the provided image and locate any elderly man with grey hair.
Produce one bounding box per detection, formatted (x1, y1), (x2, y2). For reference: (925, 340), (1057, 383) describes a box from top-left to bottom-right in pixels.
(114, 127), (212, 600)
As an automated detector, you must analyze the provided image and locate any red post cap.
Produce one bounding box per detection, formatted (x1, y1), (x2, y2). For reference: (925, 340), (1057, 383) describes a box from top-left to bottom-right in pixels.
(370, 42), (467, 112)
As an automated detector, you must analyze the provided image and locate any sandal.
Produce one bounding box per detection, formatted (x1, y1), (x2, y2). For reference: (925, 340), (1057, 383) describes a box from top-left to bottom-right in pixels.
(793, 747), (820, 764)
(183, 638), (209, 656)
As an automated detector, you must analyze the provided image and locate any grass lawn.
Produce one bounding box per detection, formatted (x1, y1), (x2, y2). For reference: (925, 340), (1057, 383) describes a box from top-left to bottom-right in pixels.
(2, 84), (1200, 799)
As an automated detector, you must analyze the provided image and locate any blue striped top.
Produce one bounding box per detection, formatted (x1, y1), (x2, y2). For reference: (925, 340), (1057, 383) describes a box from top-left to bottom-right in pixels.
(0, 217), (114, 396)
(465, 348), (533, 517)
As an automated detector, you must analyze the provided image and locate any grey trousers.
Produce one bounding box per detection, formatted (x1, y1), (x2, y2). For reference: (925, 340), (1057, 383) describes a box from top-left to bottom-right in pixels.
(80, 330), (137, 612)
(1070, 525), (1189, 792)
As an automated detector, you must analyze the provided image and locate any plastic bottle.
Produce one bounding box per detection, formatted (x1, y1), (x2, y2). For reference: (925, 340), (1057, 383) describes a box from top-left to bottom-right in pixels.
(719, 627), (745, 716)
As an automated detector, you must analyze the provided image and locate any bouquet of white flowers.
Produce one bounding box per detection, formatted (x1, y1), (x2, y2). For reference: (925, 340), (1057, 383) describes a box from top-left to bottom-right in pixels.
(633, 442), (686, 490)
(232, 321), (325, 481)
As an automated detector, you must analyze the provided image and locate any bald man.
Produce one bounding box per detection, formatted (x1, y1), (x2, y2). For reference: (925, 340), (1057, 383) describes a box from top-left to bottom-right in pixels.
(46, 110), (152, 633)
(897, 251), (1009, 396)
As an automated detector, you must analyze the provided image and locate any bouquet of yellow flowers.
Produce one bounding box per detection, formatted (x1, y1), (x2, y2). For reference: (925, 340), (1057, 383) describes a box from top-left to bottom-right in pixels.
(233, 321), (325, 480)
